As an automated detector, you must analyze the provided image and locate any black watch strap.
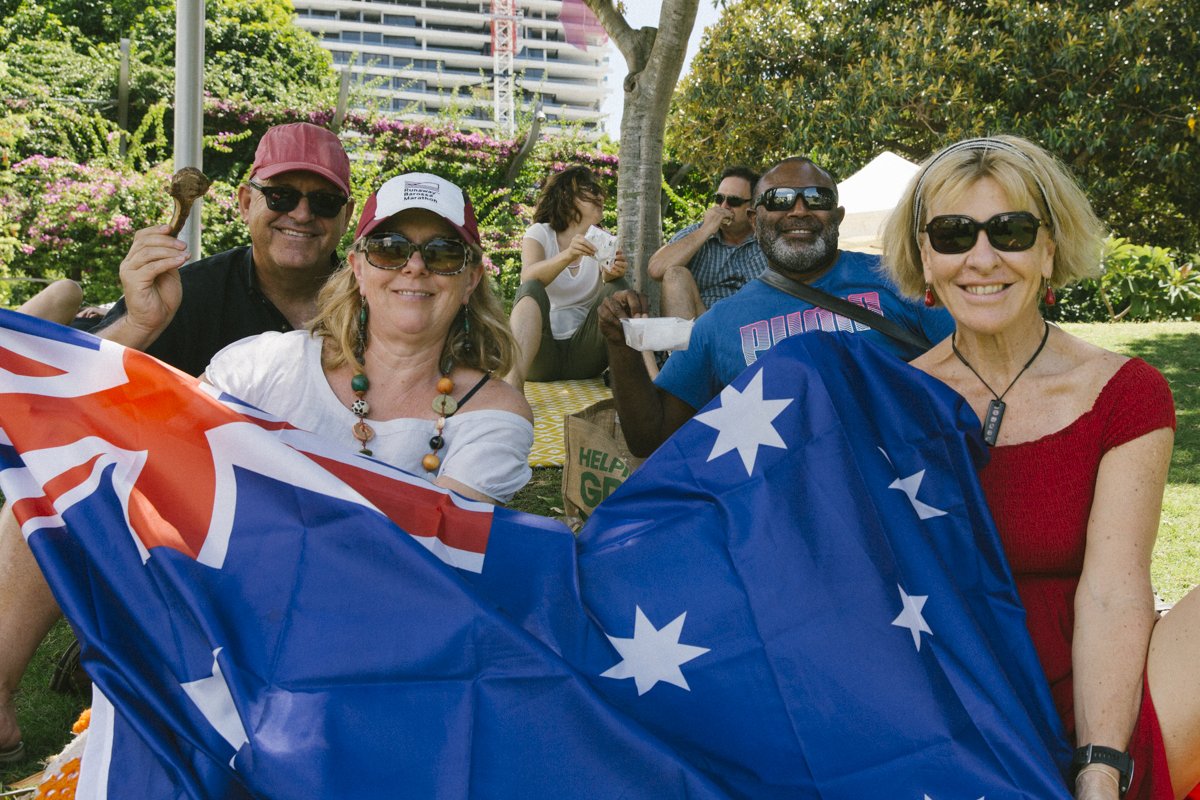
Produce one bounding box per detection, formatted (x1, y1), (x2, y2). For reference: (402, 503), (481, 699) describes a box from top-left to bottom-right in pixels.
(1072, 744), (1134, 795)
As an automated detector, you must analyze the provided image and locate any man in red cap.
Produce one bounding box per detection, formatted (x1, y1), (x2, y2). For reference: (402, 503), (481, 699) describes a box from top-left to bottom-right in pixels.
(0, 123), (353, 763)
(91, 122), (355, 376)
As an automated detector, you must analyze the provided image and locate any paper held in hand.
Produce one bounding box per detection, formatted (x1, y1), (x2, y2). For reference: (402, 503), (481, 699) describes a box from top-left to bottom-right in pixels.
(581, 225), (618, 273)
(621, 317), (694, 352)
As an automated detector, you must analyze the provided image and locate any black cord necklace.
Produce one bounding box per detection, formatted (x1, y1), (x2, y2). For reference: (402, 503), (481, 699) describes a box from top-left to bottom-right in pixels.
(951, 320), (1050, 447)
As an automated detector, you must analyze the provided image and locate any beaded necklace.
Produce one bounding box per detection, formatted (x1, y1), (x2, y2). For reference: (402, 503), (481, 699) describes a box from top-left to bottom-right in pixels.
(349, 360), (490, 472)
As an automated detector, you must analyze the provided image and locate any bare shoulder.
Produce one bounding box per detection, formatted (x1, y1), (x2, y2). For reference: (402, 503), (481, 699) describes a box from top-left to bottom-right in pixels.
(1051, 327), (1129, 393)
(462, 371), (534, 423)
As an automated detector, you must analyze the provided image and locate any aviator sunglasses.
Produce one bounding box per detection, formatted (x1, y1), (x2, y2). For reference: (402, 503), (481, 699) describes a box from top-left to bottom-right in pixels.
(921, 211), (1043, 255)
(248, 181), (350, 219)
(361, 233), (470, 275)
(755, 186), (838, 213)
(714, 193), (751, 208)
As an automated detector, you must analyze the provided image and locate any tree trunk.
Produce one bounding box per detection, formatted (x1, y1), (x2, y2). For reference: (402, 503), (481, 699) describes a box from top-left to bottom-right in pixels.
(584, 0), (699, 296)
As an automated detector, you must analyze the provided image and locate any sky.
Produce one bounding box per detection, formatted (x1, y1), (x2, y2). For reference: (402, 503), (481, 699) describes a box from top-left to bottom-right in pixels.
(599, 2), (725, 137)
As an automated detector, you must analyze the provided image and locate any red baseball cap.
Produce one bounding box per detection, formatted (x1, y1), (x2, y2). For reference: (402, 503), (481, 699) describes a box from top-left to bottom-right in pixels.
(355, 173), (481, 247)
(250, 123), (351, 196)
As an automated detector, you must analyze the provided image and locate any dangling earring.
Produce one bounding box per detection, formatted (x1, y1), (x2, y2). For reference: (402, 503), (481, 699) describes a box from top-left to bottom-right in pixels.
(924, 284), (936, 308)
(1043, 279), (1056, 306)
(354, 297), (369, 365)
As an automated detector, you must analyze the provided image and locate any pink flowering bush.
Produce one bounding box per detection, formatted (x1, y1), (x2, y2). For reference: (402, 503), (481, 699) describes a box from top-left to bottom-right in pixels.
(0, 99), (697, 310)
(0, 157), (174, 305)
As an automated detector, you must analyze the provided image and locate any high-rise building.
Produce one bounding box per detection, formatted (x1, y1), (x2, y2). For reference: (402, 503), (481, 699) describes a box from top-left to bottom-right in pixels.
(292, 0), (611, 135)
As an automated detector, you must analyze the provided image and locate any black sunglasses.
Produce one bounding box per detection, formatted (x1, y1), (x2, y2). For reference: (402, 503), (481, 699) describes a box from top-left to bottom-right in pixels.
(248, 180), (349, 219)
(360, 233), (470, 275)
(755, 186), (838, 213)
(714, 193), (750, 208)
(921, 212), (1043, 255)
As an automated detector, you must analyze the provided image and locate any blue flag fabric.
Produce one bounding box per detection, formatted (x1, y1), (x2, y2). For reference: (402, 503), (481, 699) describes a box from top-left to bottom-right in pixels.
(0, 309), (1070, 799)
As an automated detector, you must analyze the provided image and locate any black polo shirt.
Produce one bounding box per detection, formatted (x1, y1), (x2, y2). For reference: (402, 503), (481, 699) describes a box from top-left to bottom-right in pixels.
(98, 246), (303, 377)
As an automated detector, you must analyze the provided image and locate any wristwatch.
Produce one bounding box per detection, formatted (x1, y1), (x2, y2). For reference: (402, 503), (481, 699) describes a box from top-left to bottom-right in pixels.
(1072, 744), (1134, 795)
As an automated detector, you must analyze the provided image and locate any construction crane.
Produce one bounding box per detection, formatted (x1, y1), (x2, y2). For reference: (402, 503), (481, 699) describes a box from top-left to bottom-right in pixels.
(490, 0), (521, 135)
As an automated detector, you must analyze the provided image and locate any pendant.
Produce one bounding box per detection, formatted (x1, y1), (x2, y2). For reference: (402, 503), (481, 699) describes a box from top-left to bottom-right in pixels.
(982, 399), (1005, 446)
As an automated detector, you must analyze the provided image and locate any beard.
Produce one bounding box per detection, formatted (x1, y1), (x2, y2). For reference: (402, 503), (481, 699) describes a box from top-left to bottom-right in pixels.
(757, 216), (840, 277)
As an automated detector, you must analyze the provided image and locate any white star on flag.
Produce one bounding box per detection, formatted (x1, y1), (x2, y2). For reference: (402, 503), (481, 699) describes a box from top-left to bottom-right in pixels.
(181, 647), (249, 766)
(601, 606), (710, 696)
(694, 369), (792, 475)
(891, 585), (933, 651)
(880, 449), (947, 520)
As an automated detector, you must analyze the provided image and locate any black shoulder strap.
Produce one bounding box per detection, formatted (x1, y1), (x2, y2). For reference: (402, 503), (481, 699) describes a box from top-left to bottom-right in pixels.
(456, 373), (490, 411)
(756, 269), (932, 354)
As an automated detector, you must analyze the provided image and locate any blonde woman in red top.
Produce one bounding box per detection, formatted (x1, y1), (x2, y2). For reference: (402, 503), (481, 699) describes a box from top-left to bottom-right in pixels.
(883, 135), (1199, 800)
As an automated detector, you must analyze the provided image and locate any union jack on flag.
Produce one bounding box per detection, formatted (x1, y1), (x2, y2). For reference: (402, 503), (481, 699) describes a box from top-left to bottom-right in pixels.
(0, 309), (1073, 799)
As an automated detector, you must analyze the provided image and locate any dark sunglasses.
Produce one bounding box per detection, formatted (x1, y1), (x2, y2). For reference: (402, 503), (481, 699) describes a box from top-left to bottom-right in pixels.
(360, 233), (470, 275)
(921, 212), (1043, 255)
(248, 180), (349, 219)
(714, 193), (750, 208)
(755, 186), (838, 213)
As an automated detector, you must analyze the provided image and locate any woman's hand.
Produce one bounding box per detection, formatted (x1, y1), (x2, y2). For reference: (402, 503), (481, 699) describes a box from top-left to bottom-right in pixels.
(1073, 764), (1121, 800)
(564, 233), (597, 264)
(603, 249), (628, 282)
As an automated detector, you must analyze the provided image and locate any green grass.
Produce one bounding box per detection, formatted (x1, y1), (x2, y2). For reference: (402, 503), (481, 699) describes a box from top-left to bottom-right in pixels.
(3, 322), (1198, 789)
(1062, 322), (1200, 602)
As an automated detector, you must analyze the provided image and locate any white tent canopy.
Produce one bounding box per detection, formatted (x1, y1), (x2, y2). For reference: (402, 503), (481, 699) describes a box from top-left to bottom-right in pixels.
(837, 151), (920, 253)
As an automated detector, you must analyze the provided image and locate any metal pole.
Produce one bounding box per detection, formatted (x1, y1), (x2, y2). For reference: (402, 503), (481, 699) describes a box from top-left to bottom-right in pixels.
(174, 0), (205, 257)
(118, 38), (130, 158)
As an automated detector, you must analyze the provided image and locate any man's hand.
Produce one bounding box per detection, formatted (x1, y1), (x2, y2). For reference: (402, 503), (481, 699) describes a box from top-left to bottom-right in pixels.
(700, 204), (734, 235)
(116, 224), (189, 339)
(599, 289), (651, 345)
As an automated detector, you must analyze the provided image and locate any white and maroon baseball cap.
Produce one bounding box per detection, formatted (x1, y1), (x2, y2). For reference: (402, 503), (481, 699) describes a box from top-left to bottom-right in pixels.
(355, 173), (481, 246)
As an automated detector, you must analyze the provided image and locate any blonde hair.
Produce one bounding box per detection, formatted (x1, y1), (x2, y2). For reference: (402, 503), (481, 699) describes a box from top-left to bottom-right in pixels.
(308, 237), (517, 376)
(882, 135), (1107, 298)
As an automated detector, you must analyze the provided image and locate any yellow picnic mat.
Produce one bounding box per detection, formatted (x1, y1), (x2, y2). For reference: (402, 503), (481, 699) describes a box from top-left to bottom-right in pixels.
(524, 377), (611, 467)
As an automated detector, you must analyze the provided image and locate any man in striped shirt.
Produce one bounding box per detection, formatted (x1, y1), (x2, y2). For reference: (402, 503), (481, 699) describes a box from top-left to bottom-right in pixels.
(647, 166), (767, 321)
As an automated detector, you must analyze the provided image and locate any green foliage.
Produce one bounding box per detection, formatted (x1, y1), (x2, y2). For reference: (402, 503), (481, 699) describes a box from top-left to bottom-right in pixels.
(1055, 239), (1200, 322)
(668, 0), (1200, 254)
(0, 0), (340, 170)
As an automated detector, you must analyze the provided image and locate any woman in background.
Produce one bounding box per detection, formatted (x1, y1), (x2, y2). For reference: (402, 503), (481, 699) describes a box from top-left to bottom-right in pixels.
(503, 165), (628, 392)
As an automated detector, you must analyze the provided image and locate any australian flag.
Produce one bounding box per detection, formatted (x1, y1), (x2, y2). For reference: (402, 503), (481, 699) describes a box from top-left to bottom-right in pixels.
(0, 308), (1071, 799)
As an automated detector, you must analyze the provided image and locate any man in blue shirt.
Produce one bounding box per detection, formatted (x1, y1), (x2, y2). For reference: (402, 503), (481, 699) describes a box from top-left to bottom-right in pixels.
(599, 155), (955, 457)
(648, 166), (767, 321)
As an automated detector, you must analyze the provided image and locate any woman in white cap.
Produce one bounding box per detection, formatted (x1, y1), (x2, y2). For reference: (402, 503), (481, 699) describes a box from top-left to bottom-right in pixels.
(204, 173), (533, 504)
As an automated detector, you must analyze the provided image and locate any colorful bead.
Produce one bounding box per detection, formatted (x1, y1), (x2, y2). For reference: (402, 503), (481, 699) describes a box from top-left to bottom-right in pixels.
(351, 398), (369, 416)
(351, 373), (369, 393)
(422, 453), (441, 472)
(429, 434), (444, 450)
(436, 376), (455, 395)
(432, 394), (458, 416)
